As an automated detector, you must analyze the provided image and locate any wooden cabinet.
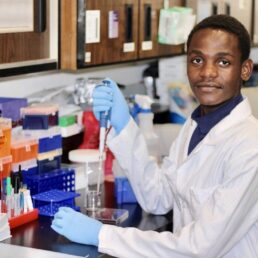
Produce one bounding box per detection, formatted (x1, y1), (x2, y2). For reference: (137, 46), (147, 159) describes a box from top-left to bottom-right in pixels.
(61, 0), (139, 69)
(0, 0), (58, 77)
(138, 0), (184, 59)
(60, 0), (185, 70)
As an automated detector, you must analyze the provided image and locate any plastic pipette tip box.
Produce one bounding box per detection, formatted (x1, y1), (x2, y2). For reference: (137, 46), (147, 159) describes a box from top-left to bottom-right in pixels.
(11, 137), (38, 163)
(0, 118), (11, 158)
(21, 104), (59, 130)
(37, 155), (61, 174)
(32, 189), (80, 217)
(8, 209), (39, 229)
(0, 155), (12, 178)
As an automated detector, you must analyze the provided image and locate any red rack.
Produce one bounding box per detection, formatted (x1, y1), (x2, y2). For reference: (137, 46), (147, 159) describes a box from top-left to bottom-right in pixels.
(8, 209), (39, 229)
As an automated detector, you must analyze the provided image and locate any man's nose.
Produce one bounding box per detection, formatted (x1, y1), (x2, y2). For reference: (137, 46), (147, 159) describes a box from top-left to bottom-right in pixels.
(199, 63), (218, 78)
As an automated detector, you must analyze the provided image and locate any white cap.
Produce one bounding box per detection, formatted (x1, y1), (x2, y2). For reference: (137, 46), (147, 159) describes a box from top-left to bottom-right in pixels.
(69, 149), (106, 163)
(135, 94), (154, 110)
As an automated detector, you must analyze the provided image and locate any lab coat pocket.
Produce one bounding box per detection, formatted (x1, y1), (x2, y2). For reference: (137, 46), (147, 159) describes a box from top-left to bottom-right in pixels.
(189, 186), (217, 218)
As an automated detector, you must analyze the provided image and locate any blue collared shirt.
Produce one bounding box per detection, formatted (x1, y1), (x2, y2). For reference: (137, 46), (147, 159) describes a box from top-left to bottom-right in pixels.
(188, 94), (243, 155)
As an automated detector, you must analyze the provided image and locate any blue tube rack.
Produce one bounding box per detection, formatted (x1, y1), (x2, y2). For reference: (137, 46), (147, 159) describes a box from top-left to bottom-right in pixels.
(26, 168), (75, 195)
(32, 189), (80, 217)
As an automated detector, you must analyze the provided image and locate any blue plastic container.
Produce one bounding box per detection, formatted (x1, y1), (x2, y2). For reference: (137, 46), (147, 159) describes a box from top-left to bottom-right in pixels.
(169, 112), (186, 124)
(32, 189), (80, 216)
(26, 168), (75, 195)
(37, 155), (61, 174)
(22, 166), (38, 185)
(38, 135), (62, 153)
(22, 113), (58, 130)
(115, 177), (138, 204)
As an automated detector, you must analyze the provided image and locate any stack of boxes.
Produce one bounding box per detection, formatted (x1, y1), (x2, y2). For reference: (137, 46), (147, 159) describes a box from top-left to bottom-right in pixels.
(21, 104), (62, 175)
(0, 97), (28, 182)
(0, 117), (39, 229)
(11, 135), (38, 186)
(0, 99), (81, 224)
(20, 104), (79, 216)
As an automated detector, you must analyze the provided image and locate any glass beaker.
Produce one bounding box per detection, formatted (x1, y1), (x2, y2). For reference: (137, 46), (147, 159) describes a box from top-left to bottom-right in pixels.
(86, 190), (101, 211)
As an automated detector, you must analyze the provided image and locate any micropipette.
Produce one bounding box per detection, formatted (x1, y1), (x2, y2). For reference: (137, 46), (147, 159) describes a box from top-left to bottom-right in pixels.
(97, 80), (110, 194)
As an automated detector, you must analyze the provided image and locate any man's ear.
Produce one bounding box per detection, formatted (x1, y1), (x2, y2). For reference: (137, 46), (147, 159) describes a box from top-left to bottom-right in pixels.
(241, 59), (253, 81)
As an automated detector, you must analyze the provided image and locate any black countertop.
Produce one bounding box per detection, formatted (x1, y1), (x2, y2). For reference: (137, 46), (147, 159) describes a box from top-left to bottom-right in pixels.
(3, 181), (173, 257)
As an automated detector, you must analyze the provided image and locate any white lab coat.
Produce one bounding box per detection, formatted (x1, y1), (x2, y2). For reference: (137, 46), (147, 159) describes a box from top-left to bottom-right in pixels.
(98, 97), (258, 258)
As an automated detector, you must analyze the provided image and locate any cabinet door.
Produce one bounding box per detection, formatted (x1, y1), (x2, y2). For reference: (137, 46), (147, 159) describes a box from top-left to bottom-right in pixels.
(0, 0), (58, 76)
(138, 0), (184, 59)
(85, 0), (139, 65)
(60, 0), (139, 69)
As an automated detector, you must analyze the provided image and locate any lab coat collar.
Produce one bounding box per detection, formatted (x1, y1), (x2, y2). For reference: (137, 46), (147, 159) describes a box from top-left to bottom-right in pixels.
(191, 95), (243, 134)
(190, 97), (253, 153)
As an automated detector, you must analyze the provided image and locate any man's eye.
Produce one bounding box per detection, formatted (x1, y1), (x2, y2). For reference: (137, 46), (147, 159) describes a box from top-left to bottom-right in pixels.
(192, 57), (203, 64)
(219, 60), (230, 66)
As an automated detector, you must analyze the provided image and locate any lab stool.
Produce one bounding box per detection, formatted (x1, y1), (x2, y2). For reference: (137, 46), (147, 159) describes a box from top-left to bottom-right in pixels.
(68, 149), (105, 206)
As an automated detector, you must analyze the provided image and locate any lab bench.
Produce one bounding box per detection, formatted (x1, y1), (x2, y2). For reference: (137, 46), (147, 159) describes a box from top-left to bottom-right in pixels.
(1, 181), (173, 258)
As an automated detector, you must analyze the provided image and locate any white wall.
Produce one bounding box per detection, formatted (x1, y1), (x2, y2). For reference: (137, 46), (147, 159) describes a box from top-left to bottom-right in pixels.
(0, 61), (150, 98)
(251, 47), (258, 63)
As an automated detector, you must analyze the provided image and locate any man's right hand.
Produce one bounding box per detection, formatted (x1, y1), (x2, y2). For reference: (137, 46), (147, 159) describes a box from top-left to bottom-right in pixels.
(92, 78), (130, 134)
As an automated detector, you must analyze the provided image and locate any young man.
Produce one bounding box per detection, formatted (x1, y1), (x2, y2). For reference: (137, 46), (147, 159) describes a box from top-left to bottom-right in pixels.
(52, 15), (258, 257)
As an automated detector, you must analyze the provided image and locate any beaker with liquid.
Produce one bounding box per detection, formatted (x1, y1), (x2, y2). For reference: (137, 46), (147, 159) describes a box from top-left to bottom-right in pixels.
(69, 149), (105, 207)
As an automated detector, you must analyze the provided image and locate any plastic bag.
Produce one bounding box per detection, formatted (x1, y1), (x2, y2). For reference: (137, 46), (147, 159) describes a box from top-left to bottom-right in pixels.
(158, 6), (196, 45)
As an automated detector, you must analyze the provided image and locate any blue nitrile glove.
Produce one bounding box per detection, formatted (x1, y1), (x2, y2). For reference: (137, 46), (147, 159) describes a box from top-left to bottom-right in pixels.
(51, 207), (102, 246)
(92, 78), (130, 134)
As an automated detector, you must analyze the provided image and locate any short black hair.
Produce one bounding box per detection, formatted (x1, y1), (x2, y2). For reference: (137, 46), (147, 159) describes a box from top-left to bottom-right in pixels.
(186, 15), (251, 63)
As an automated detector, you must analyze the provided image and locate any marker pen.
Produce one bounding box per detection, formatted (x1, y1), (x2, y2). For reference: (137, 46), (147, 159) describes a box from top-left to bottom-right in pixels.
(18, 165), (23, 189)
(6, 177), (12, 218)
(18, 188), (24, 214)
(14, 176), (21, 216)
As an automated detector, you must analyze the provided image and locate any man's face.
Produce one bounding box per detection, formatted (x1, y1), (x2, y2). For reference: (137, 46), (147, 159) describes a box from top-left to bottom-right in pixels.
(187, 28), (250, 107)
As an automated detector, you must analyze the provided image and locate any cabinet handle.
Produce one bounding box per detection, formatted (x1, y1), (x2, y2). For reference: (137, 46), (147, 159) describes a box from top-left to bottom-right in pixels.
(225, 3), (230, 15)
(212, 3), (218, 15)
(144, 4), (152, 41)
(34, 0), (46, 33)
(77, 0), (86, 67)
(125, 4), (133, 42)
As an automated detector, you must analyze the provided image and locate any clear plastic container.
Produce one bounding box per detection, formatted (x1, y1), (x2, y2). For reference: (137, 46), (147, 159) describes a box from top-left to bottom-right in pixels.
(138, 112), (160, 162)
